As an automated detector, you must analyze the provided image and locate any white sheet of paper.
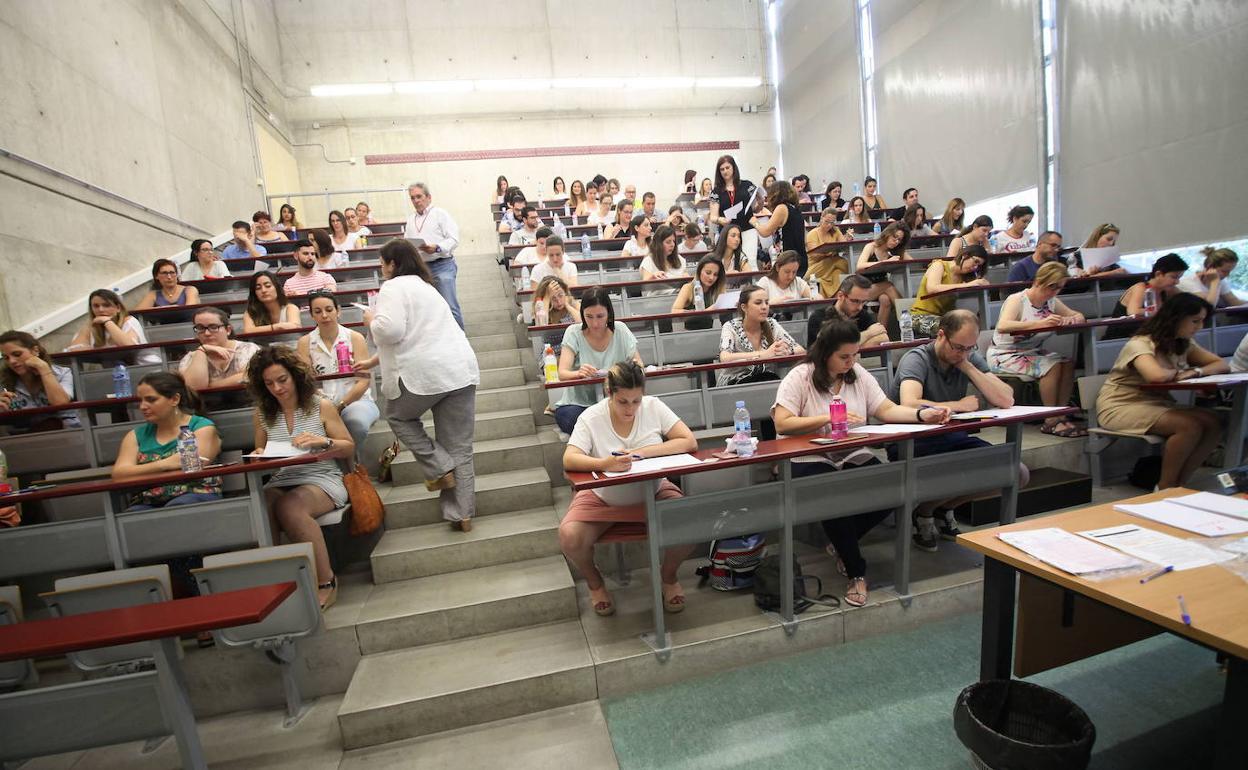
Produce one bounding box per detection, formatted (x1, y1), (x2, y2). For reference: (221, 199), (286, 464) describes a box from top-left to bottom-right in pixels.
(406, 237), (426, 249)
(999, 528), (1142, 575)
(722, 200), (744, 221)
(603, 453), (702, 478)
(1114, 500), (1248, 536)
(1168, 492), (1248, 521)
(1079, 245), (1120, 272)
(849, 424), (934, 435)
(246, 441), (308, 459)
(1219, 537), (1248, 556)
(1079, 524), (1235, 570)
(711, 290), (741, 310)
(253, 260), (271, 272)
(950, 406), (1066, 421)
(1182, 373), (1248, 386)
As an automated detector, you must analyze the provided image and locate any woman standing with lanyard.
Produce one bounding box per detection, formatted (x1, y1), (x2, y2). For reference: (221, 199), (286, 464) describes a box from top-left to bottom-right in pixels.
(364, 240), (480, 531)
(708, 155), (760, 265)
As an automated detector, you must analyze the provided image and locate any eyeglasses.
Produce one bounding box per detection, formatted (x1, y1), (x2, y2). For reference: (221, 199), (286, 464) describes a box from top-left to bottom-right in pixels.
(157, 270), (178, 276)
(946, 340), (977, 354)
(192, 324), (226, 334)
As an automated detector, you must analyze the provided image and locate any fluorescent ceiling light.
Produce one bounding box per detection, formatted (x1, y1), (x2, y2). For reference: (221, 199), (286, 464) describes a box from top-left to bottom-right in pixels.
(310, 83), (393, 97)
(551, 77), (627, 89)
(395, 80), (474, 94)
(475, 78), (551, 92)
(628, 77), (695, 90)
(697, 76), (763, 88)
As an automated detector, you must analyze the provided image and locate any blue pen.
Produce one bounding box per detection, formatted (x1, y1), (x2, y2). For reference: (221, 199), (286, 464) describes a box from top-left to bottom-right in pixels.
(1139, 565), (1173, 584)
(1177, 595), (1191, 625)
(611, 451), (642, 460)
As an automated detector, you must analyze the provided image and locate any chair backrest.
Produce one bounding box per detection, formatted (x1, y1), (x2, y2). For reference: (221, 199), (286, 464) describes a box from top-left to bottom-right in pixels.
(1077, 375), (1108, 429)
(42, 565), (173, 672)
(0, 586), (36, 689)
(896, 296), (915, 315)
(976, 329), (994, 357)
(193, 543), (321, 648)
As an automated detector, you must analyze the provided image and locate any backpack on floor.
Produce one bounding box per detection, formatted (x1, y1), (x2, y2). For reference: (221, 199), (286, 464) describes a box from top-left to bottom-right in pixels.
(752, 555), (840, 615)
(695, 534), (766, 591)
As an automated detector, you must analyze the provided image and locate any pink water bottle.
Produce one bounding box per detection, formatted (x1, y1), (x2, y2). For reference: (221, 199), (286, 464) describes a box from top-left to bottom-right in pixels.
(828, 395), (848, 439)
(335, 340), (353, 373)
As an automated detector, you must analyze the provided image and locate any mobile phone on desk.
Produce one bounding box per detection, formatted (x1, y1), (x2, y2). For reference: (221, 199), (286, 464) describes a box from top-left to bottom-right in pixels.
(810, 437), (843, 445)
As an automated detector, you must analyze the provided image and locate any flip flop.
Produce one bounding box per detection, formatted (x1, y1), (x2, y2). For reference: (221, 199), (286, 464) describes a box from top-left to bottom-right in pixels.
(845, 577), (868, 607)
(662, 582), (686, 614)
(588, 586), (615, 617)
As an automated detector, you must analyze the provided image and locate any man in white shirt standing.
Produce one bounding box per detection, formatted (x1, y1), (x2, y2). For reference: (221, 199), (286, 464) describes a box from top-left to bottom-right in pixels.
(404, 182), (464, 329)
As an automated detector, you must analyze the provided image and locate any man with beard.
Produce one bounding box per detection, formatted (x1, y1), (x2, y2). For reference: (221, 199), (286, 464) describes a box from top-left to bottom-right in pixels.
(282, 240), (338, 295)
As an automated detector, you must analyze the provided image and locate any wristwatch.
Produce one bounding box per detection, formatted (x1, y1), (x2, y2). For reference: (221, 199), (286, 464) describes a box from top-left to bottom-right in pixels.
(322, 437), (334, 452)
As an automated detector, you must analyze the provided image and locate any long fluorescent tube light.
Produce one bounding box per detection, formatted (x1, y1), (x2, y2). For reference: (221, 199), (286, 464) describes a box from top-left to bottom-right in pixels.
(699, 76), (763, 88)
(310, 76), (763, 97)
(395, 80), (473, 94)
(475, 78), (552, 92)
(310, 83), (393, 97)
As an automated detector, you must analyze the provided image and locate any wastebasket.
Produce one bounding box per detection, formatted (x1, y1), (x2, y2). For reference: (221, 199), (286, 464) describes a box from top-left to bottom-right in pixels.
(953, 679), (1095, 770)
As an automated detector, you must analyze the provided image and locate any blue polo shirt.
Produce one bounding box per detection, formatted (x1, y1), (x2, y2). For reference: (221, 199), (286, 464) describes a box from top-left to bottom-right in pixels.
(221, 242), (267, 261)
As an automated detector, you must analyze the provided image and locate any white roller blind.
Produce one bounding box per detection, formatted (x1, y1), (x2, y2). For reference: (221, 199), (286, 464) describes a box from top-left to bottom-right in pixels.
(872, 0), (1039, 208)
(1059, 2), (1248, 250)
(775, 0), (864, 188)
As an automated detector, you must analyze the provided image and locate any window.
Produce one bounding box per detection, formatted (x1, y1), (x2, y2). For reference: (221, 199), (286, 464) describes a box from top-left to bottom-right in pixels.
(1038, 0), (1058, 230)
(1120, 237), (1248, 293)
(963, 187), (1040, 238)
(855, 0), (878, 180)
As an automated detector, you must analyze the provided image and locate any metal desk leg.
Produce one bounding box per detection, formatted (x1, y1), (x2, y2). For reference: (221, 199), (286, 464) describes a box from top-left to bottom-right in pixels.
(152, 636), (208, 770)
(895, 439), (915, 600)
(978, 289), (991, 329)
(1080, 328), (1097, 375)
(246, 469), (274, 547)
(651, 321), (665, 366)
(1000, 422), (1023, 525)
(1224, 384), (1248, 468)
(103, 493), (125, 569)
(779, 459), (796, 633)
(980, 557), (1016, 681)
(639, 479), (671, 661)
(901, 265), (914, 298)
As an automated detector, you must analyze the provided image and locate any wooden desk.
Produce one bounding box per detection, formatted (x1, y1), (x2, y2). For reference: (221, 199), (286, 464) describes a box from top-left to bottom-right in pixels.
(958, 488), (1247, 769)
(184, 262), (381, 293)
(1142, 377), (1248, 467)
(0, 582), (295, 769)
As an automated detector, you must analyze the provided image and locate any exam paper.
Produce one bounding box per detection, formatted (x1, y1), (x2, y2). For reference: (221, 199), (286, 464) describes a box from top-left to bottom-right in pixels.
(1079, 524), (1235, 570)
(603, 453), (701, 477)
(950, 406), (1064, 420)
(1168, 492), (1248, 521)
(849, 424), (934, 435)
(1182, 373), (1248, 386)
(1078, 245), (1120, 272)
(998, 528), (1141, 575)
(246, 441), (308, 459)
(253, 260), (271, 273)
(1114, 500), (1248, 537)
(711, 290), (741, 310)
(722, 200), (744, 221)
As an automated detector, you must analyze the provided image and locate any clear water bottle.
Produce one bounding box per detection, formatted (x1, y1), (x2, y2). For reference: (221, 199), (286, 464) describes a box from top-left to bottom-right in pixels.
(335, 339), (353, 373)
(563, 201), (570, 218)
(989, 231), (1000, 253)
(542, 344), (558, 383)
(811, 282), (822, 300)
(535, 298), (548, 326)
(0, 446), (9, 494)
(872, 221), (881, 238)
(1142, 287), (1157, 316)
(853, 181), (862, 196)
(113, 363), (131, 398)
(580, 234), (591, 257)
(696, 214), (705, 232)
(733, 401), (755, 457)
(693, 280), (705, 310)
(554, 216), (567, 241)
(900, 308), (914, 342)
(828, 395), (848, 439)
(177, 426), (202, 472)
(536, 183), (543, 208)
(520, 265), (530, 290)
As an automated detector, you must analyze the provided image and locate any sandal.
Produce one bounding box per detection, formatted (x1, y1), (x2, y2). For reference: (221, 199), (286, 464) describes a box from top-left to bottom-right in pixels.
(318, 576), (338, 611)
(425, 470), (457, 492)
(825, 544), (847, 577)
(1041, 419), (1086, 438)
(588, 585), (615, 617)
(845, 577), (868, 607)
(661, 582), (686, 614)
(449, 518), (473, 533)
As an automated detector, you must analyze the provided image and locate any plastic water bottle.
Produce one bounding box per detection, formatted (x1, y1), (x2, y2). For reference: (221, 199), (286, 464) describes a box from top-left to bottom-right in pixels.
(693, 280), (705, 310)
(853, 181), (862, 196)
(535, 298), (548, 326)
(733, 401), (755, 457)
(872, 221), (881, 238)
(828, 395), (848, 440)
(900, 308), (914, 343)
(554, 216), (567, 241)
(335, 339), (353, 373)
(113, 363), (131, 398)
(542, 344), (558, 383)
(989, 231), (1000, 253)
(564, 201), (570, 218)
(536, 184), (543, 208)
(177, 426), (202, 472)
(1142, 287), (1157, 316)
(696, 214), (705, 232)
(580, 234), (591, 257)
(0, 447), (9, 494)
(520, 265), (530, 289)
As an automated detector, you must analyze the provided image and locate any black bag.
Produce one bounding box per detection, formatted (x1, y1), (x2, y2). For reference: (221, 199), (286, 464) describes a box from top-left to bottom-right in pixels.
(752, 555), (839, 614)
(1127, 455), (1162, 491)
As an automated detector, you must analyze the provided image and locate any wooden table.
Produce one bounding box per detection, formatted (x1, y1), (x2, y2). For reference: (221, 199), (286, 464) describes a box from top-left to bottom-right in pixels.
(0, 582), (295, 769)
(958, 488), (1247, 769)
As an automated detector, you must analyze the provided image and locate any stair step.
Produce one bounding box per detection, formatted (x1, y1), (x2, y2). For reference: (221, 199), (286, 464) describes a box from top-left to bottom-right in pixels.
(475, 348), (523, 370)
(382, 467), (553, 528)
(465, 317), (517, 337)
(391, 432), (556, 483)
(417, 407), (533, 442)
(468, 333), (520, 353)
(479, 365), (526, 390)
(356, 556), (574, 654)
(371, 508), (561, 582)
(473, 383), (535, 413)
(337, 621), (595, 749)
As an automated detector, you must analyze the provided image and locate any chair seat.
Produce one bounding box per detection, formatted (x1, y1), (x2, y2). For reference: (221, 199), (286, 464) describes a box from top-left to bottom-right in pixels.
(318, 506), (349, 527)
(1088, 427), (1164, 445)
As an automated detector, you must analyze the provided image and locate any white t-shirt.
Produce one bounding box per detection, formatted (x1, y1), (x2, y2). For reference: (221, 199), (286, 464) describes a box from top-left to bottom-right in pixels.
(332, 231), (363, 255)
(678, 240), (705, 255)
(508, 228), (539, 246)
(181, 260), (231, 281)
(772, 362), (889, 468)
(757, 275), (810, 302)
(568, 395), (681, 506)
(639, 254), (688, 296)
(994, 231), (1034, 253)
(622, 239), (650, 258)
(514, 246), (543, 267)
(111, 316), (161, 365)
(1178, 272), (1235, 303)
(531, 260), (577, 286)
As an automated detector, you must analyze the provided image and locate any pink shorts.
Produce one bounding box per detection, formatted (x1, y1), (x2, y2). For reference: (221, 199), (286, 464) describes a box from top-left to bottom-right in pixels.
(563, 480), (683, 541)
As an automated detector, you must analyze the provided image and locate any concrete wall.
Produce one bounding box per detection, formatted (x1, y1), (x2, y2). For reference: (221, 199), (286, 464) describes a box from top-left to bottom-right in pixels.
(0, 0), (293, 333)
(256, 118), (303, 207)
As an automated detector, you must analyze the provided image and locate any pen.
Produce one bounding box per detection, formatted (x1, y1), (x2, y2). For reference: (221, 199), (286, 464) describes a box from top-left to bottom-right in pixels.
(611, 451), (643, 459)
(1139, 565), (1173, 583)
(1177, 595), (1191, 625)
(591, 471), (601, 479)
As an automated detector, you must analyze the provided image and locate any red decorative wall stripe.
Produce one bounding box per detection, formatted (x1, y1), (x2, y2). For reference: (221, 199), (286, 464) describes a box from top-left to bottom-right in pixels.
(365, 141), (740, 165)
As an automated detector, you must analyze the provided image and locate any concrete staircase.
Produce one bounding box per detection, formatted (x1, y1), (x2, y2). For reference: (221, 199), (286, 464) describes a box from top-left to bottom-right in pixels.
(334, 253), (597, 753)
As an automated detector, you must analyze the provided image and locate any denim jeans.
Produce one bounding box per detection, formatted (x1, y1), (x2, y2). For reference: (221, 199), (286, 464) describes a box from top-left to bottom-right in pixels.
(427, 256), (464, 329)
(341, 399), (381, 461)
(125, 492), (222, 511)
(554, 404), (588, 435)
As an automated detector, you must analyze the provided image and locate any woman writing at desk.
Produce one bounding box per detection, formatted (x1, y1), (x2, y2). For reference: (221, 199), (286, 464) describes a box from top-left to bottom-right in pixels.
(0, 330), (76, 433)
(561, 361), (698, 616)
(111, 372), (221, 510)
(855, 222), (908, 329)
(181, 239), (231, 281)
(757, 251), (813, 303)
(772, 319), (948, 606)
(909, 245), (990, 339)
(1097, 293), (1227, 489)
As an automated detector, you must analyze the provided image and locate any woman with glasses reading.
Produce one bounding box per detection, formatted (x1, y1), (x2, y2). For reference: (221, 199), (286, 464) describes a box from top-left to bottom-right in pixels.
(179, 307), (261, 389)
(136, 259), (200, 310)
(181, 239), (231, 281)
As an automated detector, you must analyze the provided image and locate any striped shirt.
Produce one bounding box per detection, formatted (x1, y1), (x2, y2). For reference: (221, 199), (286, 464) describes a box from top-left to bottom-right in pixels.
(282, 269), (337, 296)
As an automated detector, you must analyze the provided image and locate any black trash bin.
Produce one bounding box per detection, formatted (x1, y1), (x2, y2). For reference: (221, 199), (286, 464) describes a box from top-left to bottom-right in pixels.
(953, 679), (1095, 770)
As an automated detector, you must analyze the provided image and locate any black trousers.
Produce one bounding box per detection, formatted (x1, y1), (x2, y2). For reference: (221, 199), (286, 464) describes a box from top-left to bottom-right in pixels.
(791, 459), (893, 579)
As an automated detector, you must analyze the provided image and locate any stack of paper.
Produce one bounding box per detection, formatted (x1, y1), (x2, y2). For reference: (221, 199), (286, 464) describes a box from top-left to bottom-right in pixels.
(1080, 524), (1234, 570)
(1168, 492), (1248, 521)
(1115, 499), (1248, 536)
(245, 441), (308, 459)
(603, 453), (701, 478)
(950, 406), (1063, 421)
(1182, 373), (1248, 386)
(998, 528), (1142, 575)
(849, 424), (934, 435)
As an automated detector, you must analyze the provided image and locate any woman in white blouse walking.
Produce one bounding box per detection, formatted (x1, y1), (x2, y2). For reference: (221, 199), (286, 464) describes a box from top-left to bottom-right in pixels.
(362, 240), (481, 531)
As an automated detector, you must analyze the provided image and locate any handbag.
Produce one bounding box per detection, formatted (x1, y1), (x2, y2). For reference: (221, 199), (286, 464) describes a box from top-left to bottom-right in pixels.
(344, 465), (384, 535)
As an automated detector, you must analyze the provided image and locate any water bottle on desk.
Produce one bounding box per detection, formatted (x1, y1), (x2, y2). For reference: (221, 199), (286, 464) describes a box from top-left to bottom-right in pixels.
(563, 201), (570, 218)
(1142, 287), (1157, 316)
(853, 181), (862, 197)
(900, 308), (914, 342)
(828, 395), (848, 439)
(693, 281), (705, 310)
(177, 426), (202, 472)
(733, 401), (755, 457)
(580, 234), (591, 258)
(334, 339), (353, 373)
(113, 363), (131, 398)
(989, 231), (1000, 253)
(0, 447), (9, 494)
(520, 266), (530, 292)
(542, 345), (558, 383)
(536, 184), (544, 208)
(872, 221), (881, 238)
(535, 298), (548, 326)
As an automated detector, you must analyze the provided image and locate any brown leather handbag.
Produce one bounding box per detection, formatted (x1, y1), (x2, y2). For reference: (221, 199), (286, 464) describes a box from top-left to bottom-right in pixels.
(344, 465), (384, 535)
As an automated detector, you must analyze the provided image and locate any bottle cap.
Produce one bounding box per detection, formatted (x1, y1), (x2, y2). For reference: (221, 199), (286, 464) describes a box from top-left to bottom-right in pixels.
(735, 400), (746, 408)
